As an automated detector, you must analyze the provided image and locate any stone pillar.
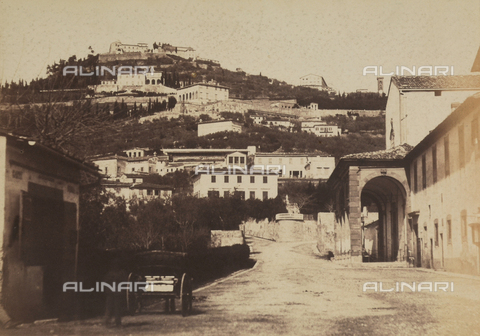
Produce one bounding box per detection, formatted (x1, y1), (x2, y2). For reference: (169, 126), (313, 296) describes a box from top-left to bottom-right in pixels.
(349, 166), (362, 262)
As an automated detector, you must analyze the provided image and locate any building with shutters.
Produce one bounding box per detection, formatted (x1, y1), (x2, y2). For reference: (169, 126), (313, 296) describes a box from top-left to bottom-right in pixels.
(0, 132), (100, 320)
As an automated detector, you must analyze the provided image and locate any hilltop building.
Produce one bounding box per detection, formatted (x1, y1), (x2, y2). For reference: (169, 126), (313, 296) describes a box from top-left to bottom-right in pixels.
(109, 41), (149, 54)
(177, 83), (229, 104)
(299, 74), (331, 91)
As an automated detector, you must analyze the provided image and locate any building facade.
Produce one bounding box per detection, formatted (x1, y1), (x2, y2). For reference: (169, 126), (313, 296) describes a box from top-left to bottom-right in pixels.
(109, 41), (149, 54)
(299, 74), (330, 90)
(254, 153), (335, 180)
(177, 83), (229, 104)
(403, 93), (480, 274)
(193, 170), (279, 200)
(301, 120), (341, 137)
(385, 75), (480, 149)
(0, 133), (99, 320)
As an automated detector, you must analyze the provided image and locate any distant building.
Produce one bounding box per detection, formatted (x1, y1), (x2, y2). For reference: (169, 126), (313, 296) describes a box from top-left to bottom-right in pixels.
(102, 174), (173, 201)
(177, 83), (229, 104)
(91, 148), (170, 178)
(385, 75), (480, 149)
(299, 74), (330, 90)
(254, 153), (335, 180)
(193, 169), (279, 200)
(162, 147), (256, 170)
(265, 119), (294, 130)
(109, 41), (149, 54)
(301, 120), (341, 137)
(198, 120), (242, 137)
(160, 44), (196, 59)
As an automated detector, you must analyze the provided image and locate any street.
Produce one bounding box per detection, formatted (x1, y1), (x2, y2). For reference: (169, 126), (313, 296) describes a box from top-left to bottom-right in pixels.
(4, 237), (480, 336)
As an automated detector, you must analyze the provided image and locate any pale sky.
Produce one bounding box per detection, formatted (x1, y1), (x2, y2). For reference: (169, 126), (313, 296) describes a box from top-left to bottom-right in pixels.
(1, 0), (479, 92)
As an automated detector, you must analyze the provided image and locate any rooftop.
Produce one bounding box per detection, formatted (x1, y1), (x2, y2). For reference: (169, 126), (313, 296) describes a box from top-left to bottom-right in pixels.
(342, 144), (413, 160)
(391, 75), (480, 90)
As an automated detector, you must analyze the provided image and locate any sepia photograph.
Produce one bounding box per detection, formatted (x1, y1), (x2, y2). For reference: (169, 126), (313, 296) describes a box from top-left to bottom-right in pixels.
(0, 0), (479, 334)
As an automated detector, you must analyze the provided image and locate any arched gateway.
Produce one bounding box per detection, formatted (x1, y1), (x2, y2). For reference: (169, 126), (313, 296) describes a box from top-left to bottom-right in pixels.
(326, 145), (412, 263)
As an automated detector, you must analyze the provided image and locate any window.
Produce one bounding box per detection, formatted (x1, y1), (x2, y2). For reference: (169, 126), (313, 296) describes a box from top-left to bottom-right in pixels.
(240, 157), (245, 164)
(472, 118), (478, 145)
(413, 161), (418, 193)
(250, 176), (255, 183)
(155, 190), (159, 196)
(229, 157), (233, 164)
(132, 168), (135, 172)
(461, 210), (467, 241)
(434, 90), (442, 96)
(432, 145), (437, 183)
(223, 191), (229, 198)
(211, 176), (216, 183)
(237, 191), (245, 200)
(444, 136), (450, 176)
(224, 176), (229, 183)
(263, 191), (268, 200)
(447, 216), (452, 244)
(141, 167), (144, 172)
(237, 176), (242, 183)
(105, 167), (108, 175)
(434, 219), (439, 246)
(250, 191), (255, 200)
(147, 189), (152, 196)
(422, 154), (426, 189)
(263, 176), (268, 183)
(132, 178), (136, 183)
(234, 157), (239, 164)
(459, 125), (465, 168)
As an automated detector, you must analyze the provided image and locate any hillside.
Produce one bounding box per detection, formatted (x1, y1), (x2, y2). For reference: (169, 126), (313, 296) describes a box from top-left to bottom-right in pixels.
(1, 53), (387, 110)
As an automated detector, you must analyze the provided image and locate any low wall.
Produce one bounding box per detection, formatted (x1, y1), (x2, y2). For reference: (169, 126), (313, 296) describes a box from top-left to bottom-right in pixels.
(240, 216), (321, 242)
(210, 230), (245, 248)
(240, 218), (277, 241)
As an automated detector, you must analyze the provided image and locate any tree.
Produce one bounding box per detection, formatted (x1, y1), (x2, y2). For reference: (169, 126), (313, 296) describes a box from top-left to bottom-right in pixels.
(167, 96), (177, 110)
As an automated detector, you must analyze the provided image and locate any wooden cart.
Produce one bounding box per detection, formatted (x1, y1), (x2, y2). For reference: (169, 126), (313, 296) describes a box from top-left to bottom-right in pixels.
(126, 251), (193, 317)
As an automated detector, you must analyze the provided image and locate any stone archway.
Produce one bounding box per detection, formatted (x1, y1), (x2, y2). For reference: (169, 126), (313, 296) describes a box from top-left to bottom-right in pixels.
(360, 176), (407, 262)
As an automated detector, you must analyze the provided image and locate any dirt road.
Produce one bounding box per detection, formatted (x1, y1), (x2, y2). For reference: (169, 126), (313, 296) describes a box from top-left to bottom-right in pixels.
(4, 237), (480, 335)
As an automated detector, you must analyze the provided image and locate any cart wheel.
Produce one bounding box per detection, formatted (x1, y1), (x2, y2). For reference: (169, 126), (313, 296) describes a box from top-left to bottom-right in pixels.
(180, 273), (193, 317)
(126, 273), (137, 316)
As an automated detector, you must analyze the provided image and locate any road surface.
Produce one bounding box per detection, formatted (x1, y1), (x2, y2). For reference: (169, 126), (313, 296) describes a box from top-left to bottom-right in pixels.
(4, 237), (480, 335)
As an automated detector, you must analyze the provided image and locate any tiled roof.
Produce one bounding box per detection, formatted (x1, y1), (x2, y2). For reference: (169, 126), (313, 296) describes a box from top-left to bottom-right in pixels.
(342, 144), (413, 160)
(391, 75), (480, 90)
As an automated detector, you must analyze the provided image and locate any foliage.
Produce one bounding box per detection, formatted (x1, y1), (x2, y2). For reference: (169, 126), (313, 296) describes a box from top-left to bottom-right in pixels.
(80, 187), (287, 253)
(278, 181), (332, 214)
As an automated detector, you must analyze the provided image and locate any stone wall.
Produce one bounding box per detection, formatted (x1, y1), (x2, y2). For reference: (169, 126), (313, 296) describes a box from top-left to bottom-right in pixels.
(210, 230), (245, 248)
(240, 216), (322, 242)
